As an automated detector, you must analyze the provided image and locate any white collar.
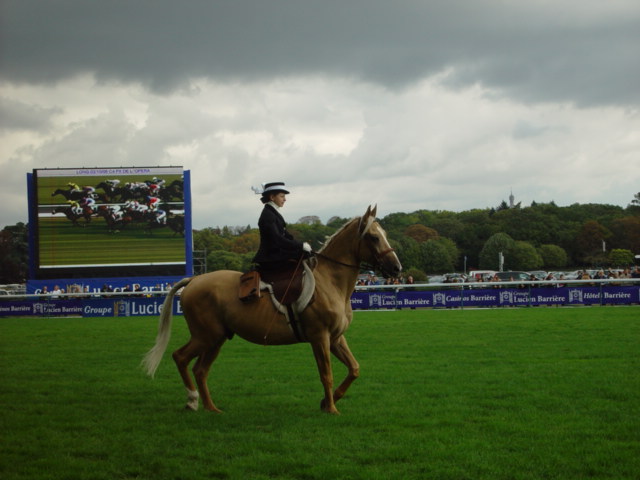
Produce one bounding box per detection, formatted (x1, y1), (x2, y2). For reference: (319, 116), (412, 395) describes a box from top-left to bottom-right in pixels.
(267, 201), (281, 211)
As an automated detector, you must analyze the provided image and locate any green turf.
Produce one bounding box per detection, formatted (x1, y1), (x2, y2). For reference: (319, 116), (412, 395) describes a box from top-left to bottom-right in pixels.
(1, 307), (639, 479)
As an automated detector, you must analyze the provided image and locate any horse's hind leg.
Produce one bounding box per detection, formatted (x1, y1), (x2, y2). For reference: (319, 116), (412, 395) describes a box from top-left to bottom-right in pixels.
(330, 335), (360, 405)
(172, 339), (203, 410)
(192, 340), (225, 413)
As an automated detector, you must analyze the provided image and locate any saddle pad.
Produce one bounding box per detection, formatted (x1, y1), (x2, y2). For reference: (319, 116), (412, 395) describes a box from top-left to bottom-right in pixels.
(261, 261), (316, 318)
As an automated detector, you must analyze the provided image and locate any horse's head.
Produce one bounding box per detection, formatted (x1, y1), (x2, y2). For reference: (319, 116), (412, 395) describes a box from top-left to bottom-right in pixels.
(357, 205), (402, 278)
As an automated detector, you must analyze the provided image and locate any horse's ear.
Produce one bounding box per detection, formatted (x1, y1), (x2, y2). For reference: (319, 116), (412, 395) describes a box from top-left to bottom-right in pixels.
(359, 205), (376, 235)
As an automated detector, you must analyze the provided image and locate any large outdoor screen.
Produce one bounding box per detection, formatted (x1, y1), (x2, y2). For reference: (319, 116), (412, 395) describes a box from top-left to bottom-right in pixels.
(30, 167), (190, 279)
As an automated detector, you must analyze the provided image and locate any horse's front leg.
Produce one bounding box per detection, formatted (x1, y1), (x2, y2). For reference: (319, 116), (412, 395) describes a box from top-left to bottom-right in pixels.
(330, 335), (359, 404)
(310, 335), (339, 414)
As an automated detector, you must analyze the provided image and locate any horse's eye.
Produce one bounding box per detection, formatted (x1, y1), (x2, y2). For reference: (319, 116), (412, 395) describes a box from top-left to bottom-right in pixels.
(365, 233), (379, 243)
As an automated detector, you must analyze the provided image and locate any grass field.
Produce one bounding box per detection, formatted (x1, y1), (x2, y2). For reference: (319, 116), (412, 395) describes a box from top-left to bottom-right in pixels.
(1, 308), (639, 479)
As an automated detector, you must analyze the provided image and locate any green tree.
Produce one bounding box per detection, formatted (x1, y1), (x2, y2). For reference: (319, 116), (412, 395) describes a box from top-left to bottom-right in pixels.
(380, 212), (422, 238)
(432, 216), (465, 242)
(193, 227), (229, 252)
(492, 204), (565, 246)
(608, 249), (634, 267)
(290, 222), (337, 251)
(420, 237), (459, 273)
(438, 237), (460, 269)
(575, 220), (612, 264)
(0, 223), (28, 283)
(230, 231), (260, 254)
(404, 224), (439, 243)
(395, 236), (421, 271)
(609, 216), (640, 254)
(454, 209), (498, 270)
(404, 266), (427, 282)
(479, 233), (515, 270)
(538, 244), (568, 269)
(510, 241), (543, 271)
(206, 250), (244, 272)
(326, 216), (350, 229)
(496, 200), (510, 211)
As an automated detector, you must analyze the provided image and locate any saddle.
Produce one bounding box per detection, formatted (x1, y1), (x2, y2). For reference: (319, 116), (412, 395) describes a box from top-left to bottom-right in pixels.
(239, 270), (261, 303)
(238, 261), (316, 342)
(239, 262), (304, 305)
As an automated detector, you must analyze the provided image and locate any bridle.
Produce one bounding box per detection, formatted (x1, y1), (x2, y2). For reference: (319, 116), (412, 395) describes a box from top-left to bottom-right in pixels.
(312, 233), (396, 274)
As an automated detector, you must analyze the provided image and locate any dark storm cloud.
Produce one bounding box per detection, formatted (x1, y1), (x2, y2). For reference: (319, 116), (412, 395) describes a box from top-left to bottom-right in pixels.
(2, 0), (638, 107)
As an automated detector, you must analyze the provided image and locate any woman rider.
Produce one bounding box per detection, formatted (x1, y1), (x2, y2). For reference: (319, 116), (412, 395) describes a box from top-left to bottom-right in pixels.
(252, 182), (312, 272)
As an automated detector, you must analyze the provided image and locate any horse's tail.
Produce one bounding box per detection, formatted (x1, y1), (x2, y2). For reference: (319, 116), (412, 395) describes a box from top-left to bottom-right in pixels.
(141, 277), (192, 377)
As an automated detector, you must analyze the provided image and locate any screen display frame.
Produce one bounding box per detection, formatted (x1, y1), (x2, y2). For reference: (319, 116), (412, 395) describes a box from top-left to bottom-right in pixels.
(28, 167), (192, 280)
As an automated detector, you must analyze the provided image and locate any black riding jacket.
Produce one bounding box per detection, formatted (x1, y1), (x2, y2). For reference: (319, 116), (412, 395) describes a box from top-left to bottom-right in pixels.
(252, 204), (304, 265)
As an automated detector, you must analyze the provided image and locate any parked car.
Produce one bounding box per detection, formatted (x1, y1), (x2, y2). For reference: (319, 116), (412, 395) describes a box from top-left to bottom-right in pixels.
(562, 270), (581, 280)
(528, 271), (548, 281)
(427, 275), (445, 284)
(442, 273), (467, 283)
(467, 270), (497, 282)
(356, 271), (379, 285)
(494, 271), (531, 282)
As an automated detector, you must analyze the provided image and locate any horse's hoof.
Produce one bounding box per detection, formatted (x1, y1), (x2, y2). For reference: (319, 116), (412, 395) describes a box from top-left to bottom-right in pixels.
(320, 399), (340, 414)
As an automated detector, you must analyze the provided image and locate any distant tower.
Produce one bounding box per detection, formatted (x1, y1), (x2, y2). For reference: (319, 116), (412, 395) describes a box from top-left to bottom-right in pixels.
(509, 189), (515, 208)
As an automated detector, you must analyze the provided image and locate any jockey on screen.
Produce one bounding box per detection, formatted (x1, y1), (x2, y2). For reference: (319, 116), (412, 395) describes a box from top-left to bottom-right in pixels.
(67, 200), (82, 215)
(147, 196), (166, 224)
(79, 196), (96, 212)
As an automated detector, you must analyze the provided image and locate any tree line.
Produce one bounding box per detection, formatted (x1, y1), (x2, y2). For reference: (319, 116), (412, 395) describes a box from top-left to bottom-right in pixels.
(1, 194), (639, 284)
(192, 195), (640, 281)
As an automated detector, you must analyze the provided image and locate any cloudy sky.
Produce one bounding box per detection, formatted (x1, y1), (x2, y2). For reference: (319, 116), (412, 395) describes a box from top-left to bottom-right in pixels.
(1, 0), (639, 229)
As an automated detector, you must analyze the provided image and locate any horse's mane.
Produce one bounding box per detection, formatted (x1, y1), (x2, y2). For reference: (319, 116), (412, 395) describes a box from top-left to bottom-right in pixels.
(317, 216), (360, 253)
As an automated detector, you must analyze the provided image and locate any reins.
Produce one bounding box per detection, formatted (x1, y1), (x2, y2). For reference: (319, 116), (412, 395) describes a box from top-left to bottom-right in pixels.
(312, 251), (360, 270)
(312, 246), (395, 273)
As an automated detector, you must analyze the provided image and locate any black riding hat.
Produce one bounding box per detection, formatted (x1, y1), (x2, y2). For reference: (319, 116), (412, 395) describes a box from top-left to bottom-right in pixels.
(262, 182), (289, 194)
(258, 182), (290, 203)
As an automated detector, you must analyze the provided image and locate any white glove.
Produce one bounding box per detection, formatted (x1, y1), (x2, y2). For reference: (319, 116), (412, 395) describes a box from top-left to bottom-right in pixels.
(302, 242), (312, 253)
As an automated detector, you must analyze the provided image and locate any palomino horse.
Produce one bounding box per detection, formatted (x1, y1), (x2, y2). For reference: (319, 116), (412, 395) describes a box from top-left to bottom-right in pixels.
(142, 205), (401, 414)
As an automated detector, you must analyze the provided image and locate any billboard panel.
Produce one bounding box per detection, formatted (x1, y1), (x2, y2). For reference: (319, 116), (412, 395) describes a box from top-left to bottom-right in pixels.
(30, 167), (190, 279)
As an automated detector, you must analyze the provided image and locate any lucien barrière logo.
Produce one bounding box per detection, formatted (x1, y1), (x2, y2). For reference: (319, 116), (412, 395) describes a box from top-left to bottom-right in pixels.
(499, 290), (514, 304)
(115, 300), (130, 316)
(568, 289), (583, 303)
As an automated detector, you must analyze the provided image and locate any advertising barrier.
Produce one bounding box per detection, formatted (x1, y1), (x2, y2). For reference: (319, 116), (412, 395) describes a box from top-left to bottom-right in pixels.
(350, 285), (640, 310)
(26, 276), (186, 295)
(0, 296), (182, 317)
(1, 283), (638, 317)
